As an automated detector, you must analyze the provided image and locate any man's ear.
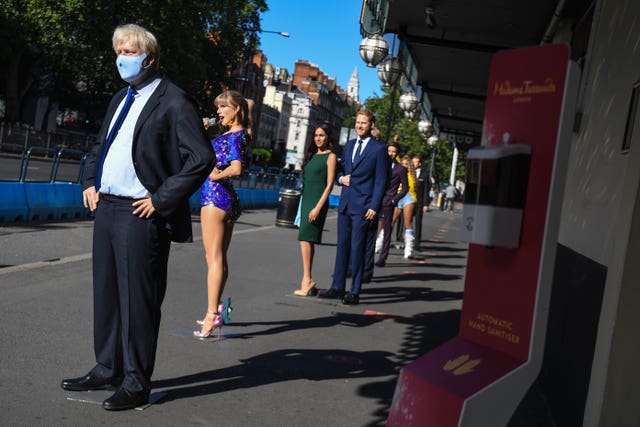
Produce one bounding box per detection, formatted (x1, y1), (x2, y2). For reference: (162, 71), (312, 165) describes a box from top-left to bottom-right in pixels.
(143, 56), (155, 69)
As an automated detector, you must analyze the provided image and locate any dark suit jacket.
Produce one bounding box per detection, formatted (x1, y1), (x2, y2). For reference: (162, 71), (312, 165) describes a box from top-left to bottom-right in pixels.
(382, 161), (408, 207)
(83, 76), (215, 242)
(336, 137), (389, 215)
(414, 168), (428, 207)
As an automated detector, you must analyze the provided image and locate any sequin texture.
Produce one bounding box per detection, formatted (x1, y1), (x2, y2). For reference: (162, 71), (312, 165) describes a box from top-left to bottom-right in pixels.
(201, 130), (247, 221)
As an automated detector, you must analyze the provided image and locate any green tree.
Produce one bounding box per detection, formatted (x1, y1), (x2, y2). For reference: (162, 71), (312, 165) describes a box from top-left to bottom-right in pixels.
(0, 0), (266, 124)
(363, 86), (467, 185)
(0, 0), (85, 121)
(341, 104), (357, 129)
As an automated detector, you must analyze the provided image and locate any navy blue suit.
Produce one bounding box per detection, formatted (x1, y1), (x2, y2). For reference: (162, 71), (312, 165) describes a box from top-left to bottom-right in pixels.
(331, 137), (389, 295)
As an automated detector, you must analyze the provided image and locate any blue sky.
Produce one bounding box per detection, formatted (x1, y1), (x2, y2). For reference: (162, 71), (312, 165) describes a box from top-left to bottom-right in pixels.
(258, 0), (382, 102)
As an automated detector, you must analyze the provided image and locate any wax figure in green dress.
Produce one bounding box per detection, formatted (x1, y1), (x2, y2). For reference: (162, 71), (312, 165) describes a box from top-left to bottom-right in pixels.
(294, 124), (338, 296)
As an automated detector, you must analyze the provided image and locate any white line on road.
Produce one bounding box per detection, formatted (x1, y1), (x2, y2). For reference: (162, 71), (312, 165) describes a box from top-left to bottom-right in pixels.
(0, 215), (337, 276)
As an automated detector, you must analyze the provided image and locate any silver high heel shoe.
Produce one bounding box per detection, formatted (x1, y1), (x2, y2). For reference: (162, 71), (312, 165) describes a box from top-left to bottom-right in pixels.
(193, 310), (222, 339)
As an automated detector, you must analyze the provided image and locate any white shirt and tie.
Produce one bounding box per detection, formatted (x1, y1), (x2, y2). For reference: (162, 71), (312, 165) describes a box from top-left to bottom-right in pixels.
(340, 136), (371, 186)
(100, 76), (162, 198)
(352, 136), (371, 162)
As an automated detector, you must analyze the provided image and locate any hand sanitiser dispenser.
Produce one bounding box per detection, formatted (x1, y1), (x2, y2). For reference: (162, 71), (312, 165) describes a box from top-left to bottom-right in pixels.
(461, 144), (531, 248)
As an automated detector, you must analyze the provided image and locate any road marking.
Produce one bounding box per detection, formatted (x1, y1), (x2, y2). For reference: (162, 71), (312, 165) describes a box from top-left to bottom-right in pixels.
(0, 253), (91, 276)
(0, 215), (331, 275)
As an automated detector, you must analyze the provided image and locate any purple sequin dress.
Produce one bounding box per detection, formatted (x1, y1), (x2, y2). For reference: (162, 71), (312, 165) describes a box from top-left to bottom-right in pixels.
(201, 130), (247, 221)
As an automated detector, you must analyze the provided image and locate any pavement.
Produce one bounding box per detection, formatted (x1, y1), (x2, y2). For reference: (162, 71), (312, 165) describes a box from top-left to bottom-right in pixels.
(0, 206), (469, 426)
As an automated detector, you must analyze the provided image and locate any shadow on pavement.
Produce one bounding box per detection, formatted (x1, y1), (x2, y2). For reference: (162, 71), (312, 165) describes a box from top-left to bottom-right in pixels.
(359, 309), (461, 426)
(152, 348), (397, 403)
(155, 309), (461, 427)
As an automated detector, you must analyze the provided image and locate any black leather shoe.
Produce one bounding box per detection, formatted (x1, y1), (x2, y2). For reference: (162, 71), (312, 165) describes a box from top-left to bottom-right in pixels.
(317, 288), (345, 299)
(103, 387), (149, 411)
(375, 259), (386, 267)
(61, 373), (121, 392)
(342, 293), (360, 305)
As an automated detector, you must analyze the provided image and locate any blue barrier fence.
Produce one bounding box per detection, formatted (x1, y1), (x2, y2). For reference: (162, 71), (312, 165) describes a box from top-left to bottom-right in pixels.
(0, 143), (339, 223)
(0, 182), (282, 223)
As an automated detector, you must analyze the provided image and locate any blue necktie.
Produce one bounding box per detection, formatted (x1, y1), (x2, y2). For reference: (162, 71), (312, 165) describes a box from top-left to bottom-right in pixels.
(354, 139), (363, 161)
(94, 86), (137, 191)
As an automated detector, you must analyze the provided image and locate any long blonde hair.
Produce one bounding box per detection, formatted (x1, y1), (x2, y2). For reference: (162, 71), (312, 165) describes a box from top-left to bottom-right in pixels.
(402, 155), (416, 181)
(214, 90), (254, 143)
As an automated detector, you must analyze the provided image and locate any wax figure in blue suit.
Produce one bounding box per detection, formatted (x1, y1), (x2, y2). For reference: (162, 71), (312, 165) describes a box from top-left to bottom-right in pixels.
(61, 24), (214, 411)
(318, 109), (389, 305)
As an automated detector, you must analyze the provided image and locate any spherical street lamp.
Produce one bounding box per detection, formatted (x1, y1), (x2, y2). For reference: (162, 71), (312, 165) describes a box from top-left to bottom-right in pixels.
(398, 91), (419, 113)
(359, 33), (389, 67)
(418, 119), (433, 136)
(377, 56), (402, 86)
(404, 109), (420, 120)
(427, 135), (439, 146)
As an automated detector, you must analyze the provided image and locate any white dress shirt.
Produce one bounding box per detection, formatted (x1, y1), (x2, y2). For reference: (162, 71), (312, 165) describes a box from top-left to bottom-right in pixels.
(100, 76), (162, 198)
(352, 136), (371, 162)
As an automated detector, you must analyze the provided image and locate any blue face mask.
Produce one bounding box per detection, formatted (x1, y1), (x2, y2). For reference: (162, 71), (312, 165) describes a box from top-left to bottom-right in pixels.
(116, 53), (149, 83)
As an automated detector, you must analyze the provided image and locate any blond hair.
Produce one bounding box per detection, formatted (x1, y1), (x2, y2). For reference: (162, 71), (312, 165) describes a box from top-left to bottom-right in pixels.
(112, 24), (160, 67)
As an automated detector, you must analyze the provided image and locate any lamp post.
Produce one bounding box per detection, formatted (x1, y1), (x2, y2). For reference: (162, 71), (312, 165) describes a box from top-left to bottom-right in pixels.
(261, 30), (290, 38)
(242, 30), (290, 97)
(427, 134), (439, 180)
(377, 56), (402, 142)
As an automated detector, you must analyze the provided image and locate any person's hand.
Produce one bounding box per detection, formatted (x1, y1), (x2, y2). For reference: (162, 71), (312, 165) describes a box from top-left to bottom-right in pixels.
(308, 207), (319, 223)
(341, 174), (351, 186)
(364, 209), (377, 220)
(132, 198), (156, 218)
(209, 167), (221, 181)
(82, 187), (100, 211)
(423, 206), (428, 213)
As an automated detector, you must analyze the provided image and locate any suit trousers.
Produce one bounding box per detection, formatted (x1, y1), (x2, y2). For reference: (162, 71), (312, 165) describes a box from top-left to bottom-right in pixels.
(378, 204), (395, 261)
(331, 210), (371, 295)
(414, 204), (424, 249)
(91, 195), (171, 392)
(347, 216), (377, 282)
(363, 216), (378, 282)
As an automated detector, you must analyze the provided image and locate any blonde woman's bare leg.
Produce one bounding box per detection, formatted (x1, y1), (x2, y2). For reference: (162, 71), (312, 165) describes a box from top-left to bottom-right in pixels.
(403, 203), (415, 231)
(199, 205), (230, 334)
(403, 203), (416, 258)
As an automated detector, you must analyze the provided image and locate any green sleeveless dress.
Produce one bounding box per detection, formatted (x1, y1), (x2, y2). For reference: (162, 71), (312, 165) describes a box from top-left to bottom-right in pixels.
(298, 153), (330, 243)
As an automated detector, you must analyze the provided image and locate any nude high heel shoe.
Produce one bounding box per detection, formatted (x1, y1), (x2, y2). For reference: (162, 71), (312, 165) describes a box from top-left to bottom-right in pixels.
(294, 279), (318, 297)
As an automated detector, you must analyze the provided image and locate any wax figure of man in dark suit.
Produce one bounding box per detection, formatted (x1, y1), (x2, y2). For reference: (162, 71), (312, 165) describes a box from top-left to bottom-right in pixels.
(61, 24), (215, 411)
(375, 144), (408, 266)
(318, 109), (389, 305)
(412, 155), (429, 251)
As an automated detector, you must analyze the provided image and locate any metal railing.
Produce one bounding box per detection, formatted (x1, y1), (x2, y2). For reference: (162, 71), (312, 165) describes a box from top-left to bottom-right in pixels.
(1, 122), (300, 190)
(0, 121), (96, 154)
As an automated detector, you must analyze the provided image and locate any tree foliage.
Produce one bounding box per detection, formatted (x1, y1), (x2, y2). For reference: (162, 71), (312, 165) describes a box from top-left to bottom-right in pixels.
(363, 85), (466, 186)
(0, 0), (267, 125)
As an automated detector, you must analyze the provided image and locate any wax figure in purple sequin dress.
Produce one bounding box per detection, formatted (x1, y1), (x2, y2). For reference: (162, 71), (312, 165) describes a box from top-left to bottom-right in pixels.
(200, 129), (247, 221)
(195, 90), (252, 339)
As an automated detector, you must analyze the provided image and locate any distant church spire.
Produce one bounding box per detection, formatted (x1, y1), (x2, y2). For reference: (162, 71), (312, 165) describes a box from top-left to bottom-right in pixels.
(347, 66), (359, 103)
